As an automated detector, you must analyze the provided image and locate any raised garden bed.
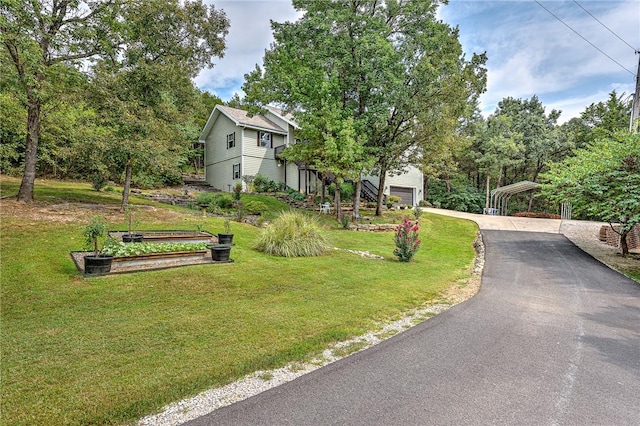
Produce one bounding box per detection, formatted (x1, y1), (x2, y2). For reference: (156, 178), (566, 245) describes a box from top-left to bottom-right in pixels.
(108, 230), (216, 244)
(71, 231), (232, 276)
(71, 249), (233, 276)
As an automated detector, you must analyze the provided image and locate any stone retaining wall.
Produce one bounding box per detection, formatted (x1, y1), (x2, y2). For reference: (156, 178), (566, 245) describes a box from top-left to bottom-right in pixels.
(598, 224), (640, 251)
(348, 223), (397, 232)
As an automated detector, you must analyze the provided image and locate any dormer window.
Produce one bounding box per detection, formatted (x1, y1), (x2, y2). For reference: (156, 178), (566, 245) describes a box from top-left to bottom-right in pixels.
(258, 131), (272, 148)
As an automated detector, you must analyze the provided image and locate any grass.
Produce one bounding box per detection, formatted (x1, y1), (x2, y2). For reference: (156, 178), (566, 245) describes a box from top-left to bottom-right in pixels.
(622, 269), (640, 283)
(332, 340), (369, 358)
(0, 176), (478, 425)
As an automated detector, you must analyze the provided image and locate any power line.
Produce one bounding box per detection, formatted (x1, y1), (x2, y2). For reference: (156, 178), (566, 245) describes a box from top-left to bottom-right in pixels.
(573, 0), (637, 53)
(534, 0), (635, 77)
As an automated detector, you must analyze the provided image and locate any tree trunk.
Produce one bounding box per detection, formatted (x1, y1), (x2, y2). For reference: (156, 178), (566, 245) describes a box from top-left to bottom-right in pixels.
(17, 98), (41, 203)
(485, 175), (491, 213)
(121, 158), (133, 212)
(334, 177), (342, 219)
(375, 170), (387, 216)
(424, 176), (429, 201)
(353, 175), (362, 221)
(527, 169), (540, 212)
(527, 190), (535, 212)
(620, 230), (630, 256)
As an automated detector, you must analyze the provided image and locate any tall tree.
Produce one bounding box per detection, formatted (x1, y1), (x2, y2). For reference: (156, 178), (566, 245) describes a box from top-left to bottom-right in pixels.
(243, 0), (486, 215)
(541, 131), (640, 256)
(280, 82), (371, 218)
(579, 90), (632, 143)
(489, 96), (561, 210)
(1, 0), (122, 202)
(476, 115), (523, 212)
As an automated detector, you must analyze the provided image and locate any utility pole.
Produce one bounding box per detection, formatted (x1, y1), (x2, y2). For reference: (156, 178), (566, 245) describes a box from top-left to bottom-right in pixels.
(631, 50), (640, 133)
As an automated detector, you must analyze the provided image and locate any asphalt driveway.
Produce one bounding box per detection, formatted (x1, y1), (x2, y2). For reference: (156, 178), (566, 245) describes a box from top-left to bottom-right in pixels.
(185, 230), (640, 425)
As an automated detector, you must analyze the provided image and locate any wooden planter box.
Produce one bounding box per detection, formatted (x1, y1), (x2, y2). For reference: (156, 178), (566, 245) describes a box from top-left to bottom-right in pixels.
(71, 249), (223, 276)
(108, 230), (216, 244)
(111, 250), (209, 272)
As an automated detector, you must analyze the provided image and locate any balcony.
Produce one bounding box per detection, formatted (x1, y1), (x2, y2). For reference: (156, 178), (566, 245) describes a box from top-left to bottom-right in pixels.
(274, 144), (287, 160)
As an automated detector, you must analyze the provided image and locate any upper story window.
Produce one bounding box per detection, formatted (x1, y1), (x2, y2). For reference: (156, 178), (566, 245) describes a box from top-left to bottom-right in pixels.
(227, 132), (235, 149)
(258, 131), (272, 148)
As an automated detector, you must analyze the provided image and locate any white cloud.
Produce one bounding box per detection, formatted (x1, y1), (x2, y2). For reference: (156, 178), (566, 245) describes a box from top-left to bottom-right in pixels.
(441, 0), (639, 121)
(196, 1), (301, 100)
(197, 0), (639, 123)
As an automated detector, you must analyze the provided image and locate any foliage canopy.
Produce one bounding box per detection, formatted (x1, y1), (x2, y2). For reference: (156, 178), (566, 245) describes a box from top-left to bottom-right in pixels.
(541, 131), (640, 255)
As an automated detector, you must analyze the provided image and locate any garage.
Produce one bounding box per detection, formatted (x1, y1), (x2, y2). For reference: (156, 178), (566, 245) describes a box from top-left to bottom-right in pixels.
(390, 186), (414, 205)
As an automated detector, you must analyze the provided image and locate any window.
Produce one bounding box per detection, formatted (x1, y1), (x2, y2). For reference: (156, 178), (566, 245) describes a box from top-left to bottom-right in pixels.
(232, 163), (240, 180)
(227, 132), (235, 149)
(258, 131), (272, 148)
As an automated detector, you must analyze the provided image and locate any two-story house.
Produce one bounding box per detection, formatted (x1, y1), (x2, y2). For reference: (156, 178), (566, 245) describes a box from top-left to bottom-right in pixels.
(198, 104), (424, 205)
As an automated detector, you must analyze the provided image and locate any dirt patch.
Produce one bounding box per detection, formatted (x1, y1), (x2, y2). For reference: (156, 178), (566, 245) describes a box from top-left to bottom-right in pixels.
(0, 197), (193, 225)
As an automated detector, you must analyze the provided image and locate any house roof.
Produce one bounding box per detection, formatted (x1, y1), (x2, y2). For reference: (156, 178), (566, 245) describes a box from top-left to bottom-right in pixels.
(265, 105), (299, 129)
(218, 105), (287, 133)
(199, 105), (288, 143)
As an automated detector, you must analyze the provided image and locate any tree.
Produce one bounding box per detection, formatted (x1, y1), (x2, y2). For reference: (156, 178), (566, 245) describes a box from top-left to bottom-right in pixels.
(1, 0), (122, 202)
(541, 131), (640, 256)
(579, 91), (632, 144)
(281, 85), (371, 218)
(243, 0), (486, 215)
(1, 0), (229, 203)
(475, 115), (523, 212)
(87, 0), (229, 210)
(488, 96), (562, 210)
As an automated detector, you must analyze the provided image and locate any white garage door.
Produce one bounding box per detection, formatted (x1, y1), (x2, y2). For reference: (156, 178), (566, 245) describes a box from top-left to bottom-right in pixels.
(390, 186), (413, 205)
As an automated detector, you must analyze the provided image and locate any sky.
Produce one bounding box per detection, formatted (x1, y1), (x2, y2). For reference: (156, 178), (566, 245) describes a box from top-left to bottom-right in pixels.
(195, 0), (640, 123)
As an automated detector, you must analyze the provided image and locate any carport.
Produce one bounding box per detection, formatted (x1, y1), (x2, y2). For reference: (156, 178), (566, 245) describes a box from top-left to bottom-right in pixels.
(488, 181), (540, 216)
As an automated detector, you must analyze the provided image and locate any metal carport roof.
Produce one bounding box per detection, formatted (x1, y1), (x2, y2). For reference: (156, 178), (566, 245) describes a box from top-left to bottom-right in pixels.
(489, 181), (541, 215)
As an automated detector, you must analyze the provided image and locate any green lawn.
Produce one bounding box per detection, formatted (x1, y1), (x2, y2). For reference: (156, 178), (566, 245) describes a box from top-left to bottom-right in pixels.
(0, 176), (478, 425)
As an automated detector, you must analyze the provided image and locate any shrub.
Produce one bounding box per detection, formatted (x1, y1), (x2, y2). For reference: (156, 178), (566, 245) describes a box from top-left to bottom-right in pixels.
(92, 172), (108, 192)
(328, 182), (354, 201)
(217, 195), (234, 209)
(233, 182), (243, 200)
(512, 211), (561, 219)
(287, 189), (306, 202)
(195, 192), (234, 212)
(242, 175), (255, 192)
(244, 200), (268, 215)
(412, 205), (423, 220)
(427, 182), (484, 213)
(253, 174), (271, 193)
(388, 195), (402, 204)
(83, 216), (109, 256)
(254, 211), (329, 257)
(233, 200), (246, 222)
(393, 218), (421, 262)
(339, 213), (351, 229)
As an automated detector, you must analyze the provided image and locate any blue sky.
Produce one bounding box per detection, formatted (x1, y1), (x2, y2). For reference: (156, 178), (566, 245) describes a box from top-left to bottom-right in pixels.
(196, 0), (639, 123)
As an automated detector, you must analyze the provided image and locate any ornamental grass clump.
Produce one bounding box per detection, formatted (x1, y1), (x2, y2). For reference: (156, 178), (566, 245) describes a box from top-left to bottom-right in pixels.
(394, 218), (421, 262)
(254, 211), (329, 257)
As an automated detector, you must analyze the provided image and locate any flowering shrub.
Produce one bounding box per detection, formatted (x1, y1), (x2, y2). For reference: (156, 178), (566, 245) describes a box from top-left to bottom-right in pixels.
(393, 218), (421, 262)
